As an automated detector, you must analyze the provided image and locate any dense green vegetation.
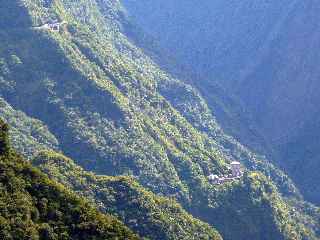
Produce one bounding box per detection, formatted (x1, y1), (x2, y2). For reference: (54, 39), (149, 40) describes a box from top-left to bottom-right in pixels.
(33, 150), (222, 240)
(200, 173), (317, 240)
(123, 0), (320, 206)
(0, 119), (139, 239)
(0, 97), (59, 158)
(0, 0), (319, 239)
(33, 151), (319, 240)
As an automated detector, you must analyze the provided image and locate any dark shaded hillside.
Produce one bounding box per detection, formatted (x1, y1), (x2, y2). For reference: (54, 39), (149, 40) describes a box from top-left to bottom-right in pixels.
(122, 0), (290, 82)
(0, 0), (32, 29)
(122, 0), (320, 205)
(121, 0), (287, 156)
(0, 0), (319, 239)
(0, 119), (139, 240)
(237, 1), (320, 205)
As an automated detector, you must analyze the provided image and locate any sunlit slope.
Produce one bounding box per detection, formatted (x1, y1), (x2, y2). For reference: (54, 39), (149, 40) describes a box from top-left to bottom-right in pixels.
(0, 119), (139, 240)
(0, 1), (318, 239)
(33, 150), (222, 240)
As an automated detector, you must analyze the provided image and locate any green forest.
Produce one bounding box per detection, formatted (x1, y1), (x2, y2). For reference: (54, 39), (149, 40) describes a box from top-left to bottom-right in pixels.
(0, 0), (319, 239)
(0, 119), (139, 239)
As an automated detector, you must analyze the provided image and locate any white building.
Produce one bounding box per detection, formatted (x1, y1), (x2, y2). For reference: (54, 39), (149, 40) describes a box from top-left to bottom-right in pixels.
(46, 22), (61, 32)
(230, 161), (242, 177)
(36, 21), (66, 32)
(208, 174), (219, 184)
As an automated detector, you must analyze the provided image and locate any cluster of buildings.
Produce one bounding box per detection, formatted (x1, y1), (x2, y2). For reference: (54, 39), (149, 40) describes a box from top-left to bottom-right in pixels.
(35, 21), (67, 32)
(208, 161), (243, 185)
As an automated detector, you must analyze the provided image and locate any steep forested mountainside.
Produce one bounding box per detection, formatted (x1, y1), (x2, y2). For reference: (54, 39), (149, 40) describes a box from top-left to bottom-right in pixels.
(0, 97), (59, 157)
(33, 150), (222, 240)
(0, 120), (139, 240)
(121, 0), (272, 156)
(0, 0), (319, 239)
(34, 151), (320, 240)
(123, 0), (320, 205)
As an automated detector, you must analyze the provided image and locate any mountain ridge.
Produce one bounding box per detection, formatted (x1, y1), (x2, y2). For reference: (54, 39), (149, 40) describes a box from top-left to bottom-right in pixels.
(122, 0), (320, 206)
(0, 0), (319, 239)
(0, 119), (140, 240)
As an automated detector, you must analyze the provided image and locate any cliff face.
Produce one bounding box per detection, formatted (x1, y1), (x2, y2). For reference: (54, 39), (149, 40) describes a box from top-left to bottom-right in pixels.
(123, 0), (320, 205)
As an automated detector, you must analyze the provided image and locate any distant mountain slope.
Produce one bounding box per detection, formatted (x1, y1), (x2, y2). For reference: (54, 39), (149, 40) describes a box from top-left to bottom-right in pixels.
(0, 1), (318, 239)
(33, 150), (222, 240)
(237, 1), (320, 206)
(0, 119), (139, 240)
(122, 0), (320, 205)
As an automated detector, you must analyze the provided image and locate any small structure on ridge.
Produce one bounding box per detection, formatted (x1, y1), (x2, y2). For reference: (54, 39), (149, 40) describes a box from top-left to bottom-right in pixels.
(208, 174), (219, 184)
(34, 21), (67, 32)
(230, 161), (242, 177)
(208, 161), (243, 185)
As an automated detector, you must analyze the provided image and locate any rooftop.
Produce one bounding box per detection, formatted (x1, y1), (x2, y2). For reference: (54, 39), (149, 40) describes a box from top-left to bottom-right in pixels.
(231, 161), (241, 165)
